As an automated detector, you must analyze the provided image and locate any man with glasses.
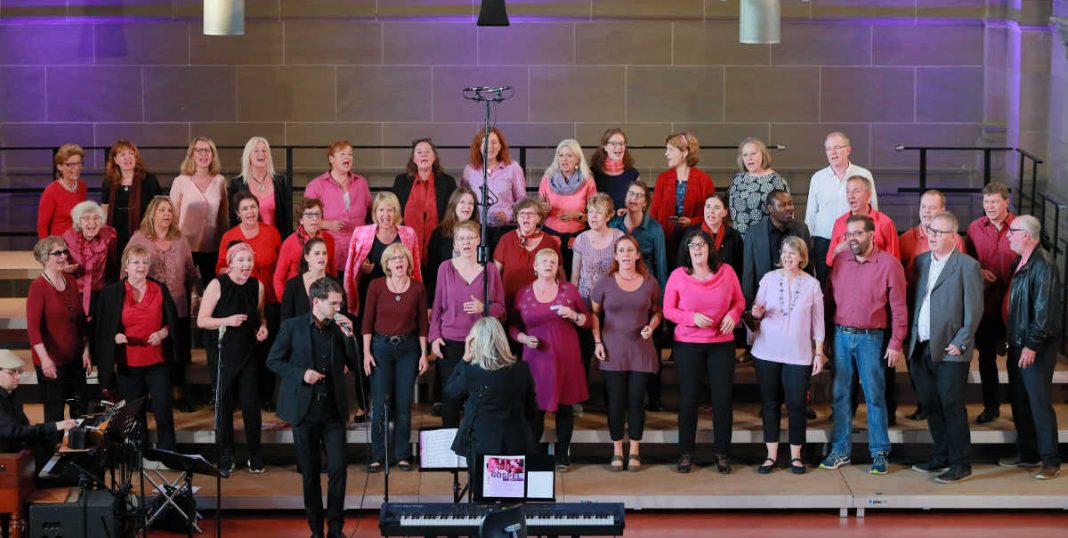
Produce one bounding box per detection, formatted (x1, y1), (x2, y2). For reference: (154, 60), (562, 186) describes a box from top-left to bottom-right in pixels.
(804, 132), (878, 284)
(267, 278), (359, 538)
(820, 214), (907, 475)
(905, 212), (983, 483)
(898, 190), (965, 421)
(1000, 216), (1061, 480)
(965, 182), (1017, 424)
(0, 350), (78, 469)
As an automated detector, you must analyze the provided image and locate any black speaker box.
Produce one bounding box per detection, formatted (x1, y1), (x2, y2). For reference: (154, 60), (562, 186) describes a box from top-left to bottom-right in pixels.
(28, 489), (118, 538)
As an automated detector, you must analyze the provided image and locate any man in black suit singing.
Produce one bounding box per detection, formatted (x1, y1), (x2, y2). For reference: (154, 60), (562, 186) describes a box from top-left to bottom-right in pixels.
(267, 278), (359, 538)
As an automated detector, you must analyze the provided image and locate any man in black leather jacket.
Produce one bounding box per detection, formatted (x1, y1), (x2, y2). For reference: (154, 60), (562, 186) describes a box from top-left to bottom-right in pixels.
(999, 215), (1062, 480)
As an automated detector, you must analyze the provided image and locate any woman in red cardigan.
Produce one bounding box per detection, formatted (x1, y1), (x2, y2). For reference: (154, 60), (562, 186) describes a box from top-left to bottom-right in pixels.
(38, 144), (88, 239)
(649, 132), (715, 261)
(272, 197), (336, 300)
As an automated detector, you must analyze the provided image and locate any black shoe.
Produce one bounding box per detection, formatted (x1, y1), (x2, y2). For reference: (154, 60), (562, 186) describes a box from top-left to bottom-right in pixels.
(248, 455), (265, 474)
(431, 402), (443, 417)
(676, 454), (693, 474)
(789, 458), (806, 475)
(757, 458), (777, 474)
(262, 401), (276, 413)
(976, 408), (1000, 424)
(998, 456), (1041, 468)
(934, 466), (972, 483)
(645, 399), (663, 412)
(887, 413), (898, 426)
(327, 529), (345, 538)
(806, 406), (817, 420)
(220, 454), (235, 476)
(174, 397), (196, 413)
(911, 460), (950, 474)
(712, 454), (731, 474)
(906, 407), (927, 421)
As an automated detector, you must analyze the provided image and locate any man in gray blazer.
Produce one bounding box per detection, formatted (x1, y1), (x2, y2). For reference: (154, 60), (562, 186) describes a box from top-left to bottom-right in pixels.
(741, 189), (813, 306)
(906, 211), (984, 483)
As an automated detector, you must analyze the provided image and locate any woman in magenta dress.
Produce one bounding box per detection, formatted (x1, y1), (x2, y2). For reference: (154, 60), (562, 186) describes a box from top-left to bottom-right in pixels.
(510, 249), (590, 471)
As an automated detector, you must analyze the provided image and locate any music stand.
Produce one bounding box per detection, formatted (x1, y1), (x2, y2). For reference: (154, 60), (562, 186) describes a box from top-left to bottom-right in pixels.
(142, 448), (221, 538)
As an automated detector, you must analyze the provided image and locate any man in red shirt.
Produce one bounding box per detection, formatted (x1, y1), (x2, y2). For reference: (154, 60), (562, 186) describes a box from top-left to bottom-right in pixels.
(820, 214), (907, 475)
(964, 182), (1015, 424)
(898, 189), (965, 421)
(826, 176), (900, 267)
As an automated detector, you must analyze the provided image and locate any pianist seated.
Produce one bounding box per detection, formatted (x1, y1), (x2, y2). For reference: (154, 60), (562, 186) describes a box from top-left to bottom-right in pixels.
(0, 350), (77, 470)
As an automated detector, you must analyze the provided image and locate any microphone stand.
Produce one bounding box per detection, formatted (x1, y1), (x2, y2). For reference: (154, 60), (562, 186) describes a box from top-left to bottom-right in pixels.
(462, 85), (514, 316)
(382, 394), (390, 504)
(212, 327), (225, 538)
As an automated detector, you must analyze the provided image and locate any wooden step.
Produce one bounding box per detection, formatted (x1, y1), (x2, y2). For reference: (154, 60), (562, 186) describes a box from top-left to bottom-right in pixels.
(0, 251), (39, 281)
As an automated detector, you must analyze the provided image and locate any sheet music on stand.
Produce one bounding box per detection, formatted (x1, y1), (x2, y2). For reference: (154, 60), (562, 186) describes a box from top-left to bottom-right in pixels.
(418, 428), (467, 470)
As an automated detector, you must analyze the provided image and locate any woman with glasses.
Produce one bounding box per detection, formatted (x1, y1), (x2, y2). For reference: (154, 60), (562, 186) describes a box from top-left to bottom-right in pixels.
(727, 137), (787, 237)
(590, 129), (640, 212)
(91, 244), (180, 455)
(650, 132), (715, 260)
(274, 198), (336, 301)
(26, 236), (92, 422)
(393, 138), (457, 265)
(304, 140), (373, 276)
(61, 201), (119, 316)
(127, 196), (201, 412)
(103, 139), (162, 248)
(228, 136), (292, 237)
(38, 144), (88, 239)
(171, 136), (229, 284)
(676, 194), (743, 282)
(493, 197), (563, 310)
(362, 243), (429, 472)
(429, 221), (505, 427)
(663, 228), (745, 474)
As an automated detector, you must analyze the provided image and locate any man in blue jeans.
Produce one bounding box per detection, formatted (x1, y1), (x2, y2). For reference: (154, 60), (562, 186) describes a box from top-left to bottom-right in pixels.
(821, 214), (908, 474)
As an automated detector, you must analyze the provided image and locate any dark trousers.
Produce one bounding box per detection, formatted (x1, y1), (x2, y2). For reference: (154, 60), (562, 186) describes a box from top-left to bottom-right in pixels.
(370, 336), (420, 461)
(543, 227), (580, 280)
(171, 317), (191, 387)
(117, 363), (176, 451)
(257, 303), (281, 406)
(602, 370), (649, 441)
(646, 329), (665, 405)
(812, 237), (831, 286)
(674, 341), (735, 455)
(293, 410), (347, 535)
(910, 342), (971, 468)
(1007, 344), (1061, 466)
(191, 251), (217, 292)
(975, 316), (1006, 410)
(216, 355), (261, 457)
(578, 327), (596, 403)
(532, 406), (575, 457)
(753, 357), (810, 446)
(35, 361), (87, 422)
(438, 339), (466, 428)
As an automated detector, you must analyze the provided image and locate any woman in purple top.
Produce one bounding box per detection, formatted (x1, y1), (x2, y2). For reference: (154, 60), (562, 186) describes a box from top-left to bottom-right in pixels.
(591, 235), (661, 472)
(510, 249), (590, 471)
(571, 193), (624, 387)
(462, 127), (526, 238)
(663, 228), (745, 474)
(304, 140), (373, 275)
(749, 236), (826, 475)
(428, 220), (505, 427)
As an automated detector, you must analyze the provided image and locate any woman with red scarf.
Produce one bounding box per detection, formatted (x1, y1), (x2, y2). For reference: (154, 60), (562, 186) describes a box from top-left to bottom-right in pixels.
(676, 194), (742, 279)
(650, 132), (715, 262)
(273, 197), (336, 300)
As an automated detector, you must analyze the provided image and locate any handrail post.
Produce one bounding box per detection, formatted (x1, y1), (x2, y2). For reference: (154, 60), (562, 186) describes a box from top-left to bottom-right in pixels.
(285, 146), (294, 208)
(1017, 152), (1026, 209)
(918, 148), (928, 192)
(982, 148), (991, 186)
(519, 147), (527, 173)
(1030, 162), (1038, 215)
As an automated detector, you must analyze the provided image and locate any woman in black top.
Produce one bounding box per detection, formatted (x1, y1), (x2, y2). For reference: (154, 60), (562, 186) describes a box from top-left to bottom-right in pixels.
(425, 186), (479, 300)
(228, 136), (292, 237)
(280, 238), (344, 321)
(678, 194), (743, 279)
(197, 241), (268, 474)
(589, 128), (640, 213)
(393, 138), (458, 260)
(446, 317), (539, 475)
(104, 139), (162, 249)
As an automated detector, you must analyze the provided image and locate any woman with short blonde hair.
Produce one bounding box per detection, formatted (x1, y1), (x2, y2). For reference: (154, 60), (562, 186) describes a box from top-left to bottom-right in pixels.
(38, 143), (88, 238)
(228, 136), (291, 236)
(171, 136), (229, 284)
(727, 137), (788, 236)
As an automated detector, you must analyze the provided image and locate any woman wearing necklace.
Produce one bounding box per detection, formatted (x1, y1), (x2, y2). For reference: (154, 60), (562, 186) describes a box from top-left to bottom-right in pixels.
(127, 196), (201, 413)
(61, 201), (119, 316)
(362, 244), (429, 472)
(103, 139), (162, 248)
(26, 236), (92, 422)
(539, 139), (596, 278)
(663, 228), (745, 474)
(90, 244), (180, 456)
(511, 249), (590, 470)
(228, 136), (292, 238)
(275, 198), (337, 303)
(650, 132), (715, 262)
(590, 236), (661, 472)
(748, 237), (825, 475)
(280, 238), (344, 321)
(429, 221), (506, 427)
(38, 144), (88, 239)
(677, 194), (743, 283)
(493, 197), (562, 310)
(727, 137), (788, 237)
(305, 140), (373, 276)
(170, 136), (229, 285)
(590, 128), (640, 212)
(198, 241), (269, 474)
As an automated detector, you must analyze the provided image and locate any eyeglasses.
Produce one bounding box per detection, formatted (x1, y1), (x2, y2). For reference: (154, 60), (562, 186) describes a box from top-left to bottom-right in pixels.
(845, 231), (869, 239)
(606, 141), (626, 147)
(62, 161), (83, 168)
(625, 191), (646, 199)
(825, 145), (849, 152)
(1007, 227), (1028, 235)
(924, 225), (954, 238)
(302, 211), (323, 219)
(193, 147), (213, 155)
(687, 242), (708, 250)
(48, 248), (70, 258)
(0, 369), (23, 377)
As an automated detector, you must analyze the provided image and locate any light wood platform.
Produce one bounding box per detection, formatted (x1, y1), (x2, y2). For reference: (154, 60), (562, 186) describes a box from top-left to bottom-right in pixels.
(0, 251), (39, 280)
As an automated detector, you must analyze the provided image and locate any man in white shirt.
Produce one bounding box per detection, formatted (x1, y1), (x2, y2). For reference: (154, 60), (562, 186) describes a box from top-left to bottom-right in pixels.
(805, 132), (878, 284)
